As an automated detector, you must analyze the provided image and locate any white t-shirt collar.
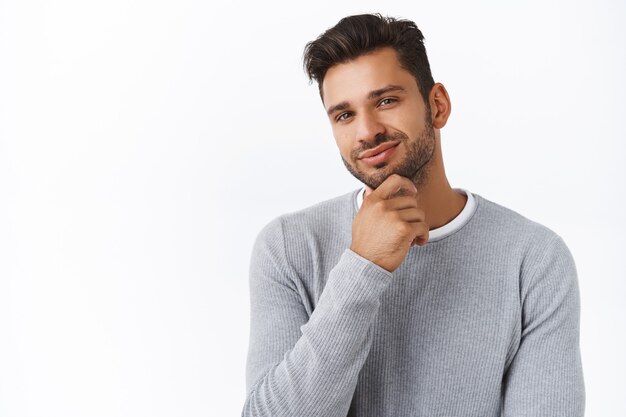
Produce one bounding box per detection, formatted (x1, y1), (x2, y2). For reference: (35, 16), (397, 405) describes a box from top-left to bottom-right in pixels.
(354, 186), (477, 243)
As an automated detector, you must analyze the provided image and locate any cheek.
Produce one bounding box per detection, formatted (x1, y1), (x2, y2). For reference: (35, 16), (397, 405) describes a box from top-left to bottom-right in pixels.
(333, 131), (355, 160)
(382, 103), (424, 135)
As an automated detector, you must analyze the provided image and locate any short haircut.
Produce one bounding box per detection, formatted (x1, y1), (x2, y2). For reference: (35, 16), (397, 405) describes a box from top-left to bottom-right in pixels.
(303, 13), (435, 106)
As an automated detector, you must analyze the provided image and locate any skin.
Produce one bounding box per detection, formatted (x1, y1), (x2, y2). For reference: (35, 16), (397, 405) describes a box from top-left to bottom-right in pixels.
(321, 47), (467, 272)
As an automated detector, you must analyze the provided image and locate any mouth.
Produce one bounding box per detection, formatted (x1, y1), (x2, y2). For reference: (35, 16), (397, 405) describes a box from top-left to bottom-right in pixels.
(359, 141), (400, 167)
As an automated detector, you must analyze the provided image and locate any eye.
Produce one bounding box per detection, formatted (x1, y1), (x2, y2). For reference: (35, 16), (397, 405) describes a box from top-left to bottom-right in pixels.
(336, 112), (352, 122)
(378, 97), (397, 107)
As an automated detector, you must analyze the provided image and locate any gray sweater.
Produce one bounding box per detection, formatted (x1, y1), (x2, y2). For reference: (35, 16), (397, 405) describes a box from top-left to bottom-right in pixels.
(242, 188), (585, 417)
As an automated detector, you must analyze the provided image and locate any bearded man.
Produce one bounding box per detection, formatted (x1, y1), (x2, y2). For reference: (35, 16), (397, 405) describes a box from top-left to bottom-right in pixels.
(242, 13), (585, 417)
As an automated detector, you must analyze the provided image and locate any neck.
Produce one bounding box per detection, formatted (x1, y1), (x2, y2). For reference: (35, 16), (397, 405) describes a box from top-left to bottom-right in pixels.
(413, 170), (467, 230)
(364, 134), (467, 230)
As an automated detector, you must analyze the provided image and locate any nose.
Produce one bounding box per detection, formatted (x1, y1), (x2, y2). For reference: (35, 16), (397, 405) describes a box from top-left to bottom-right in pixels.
(355, 111), (386, 144)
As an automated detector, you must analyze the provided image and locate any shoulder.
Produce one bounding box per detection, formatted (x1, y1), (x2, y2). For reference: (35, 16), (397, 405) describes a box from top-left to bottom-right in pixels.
(260, 188), (358, 238)
(472, 192), (566, 249)
(254, 188), (358, 246)
(250, 189), (359, 286)
(473, 193), (577, 295)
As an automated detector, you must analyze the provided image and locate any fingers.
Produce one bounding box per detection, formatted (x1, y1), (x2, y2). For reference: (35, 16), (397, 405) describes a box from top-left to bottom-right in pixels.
(411, 235), (429, 247)
(395, 209), (429, 246)
(361, 174), (429, 250)
(371, 174), (417, 201)
(409, 221), (429, 246)
(396, 207), (426, 223)
(384, 196), (421, 211)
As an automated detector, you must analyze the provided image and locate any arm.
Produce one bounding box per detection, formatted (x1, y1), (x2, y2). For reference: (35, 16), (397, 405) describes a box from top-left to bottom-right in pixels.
(502, 234), (585, 416)
(242, 217), (392, 417)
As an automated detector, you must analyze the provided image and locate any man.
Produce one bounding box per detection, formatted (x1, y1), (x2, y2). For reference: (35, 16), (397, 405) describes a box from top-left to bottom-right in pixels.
(241, 13), (585, 417)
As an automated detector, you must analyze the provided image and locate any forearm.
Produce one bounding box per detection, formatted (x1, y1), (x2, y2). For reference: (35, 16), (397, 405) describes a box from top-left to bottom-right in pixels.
(242, 249), (392, 417)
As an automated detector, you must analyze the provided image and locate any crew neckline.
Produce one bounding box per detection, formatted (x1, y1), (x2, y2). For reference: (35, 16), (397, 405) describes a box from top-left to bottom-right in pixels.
(352, 186), (478, 243)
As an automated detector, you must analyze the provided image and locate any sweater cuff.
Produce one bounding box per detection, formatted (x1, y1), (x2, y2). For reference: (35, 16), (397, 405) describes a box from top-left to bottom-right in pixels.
(344, 248), (394, 278)
(324, 249), (393, 306)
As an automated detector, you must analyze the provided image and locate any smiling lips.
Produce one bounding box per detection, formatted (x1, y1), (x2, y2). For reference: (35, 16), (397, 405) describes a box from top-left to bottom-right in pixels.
(359, 141), (400, 166)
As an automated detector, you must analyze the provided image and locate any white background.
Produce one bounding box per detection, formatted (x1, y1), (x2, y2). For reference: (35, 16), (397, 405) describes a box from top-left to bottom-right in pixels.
(1, 0), (624, 416)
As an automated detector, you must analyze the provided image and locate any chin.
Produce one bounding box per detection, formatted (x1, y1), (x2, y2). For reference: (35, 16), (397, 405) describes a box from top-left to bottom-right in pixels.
(362, 167), (395, 189)
(343, 156), (398, 189)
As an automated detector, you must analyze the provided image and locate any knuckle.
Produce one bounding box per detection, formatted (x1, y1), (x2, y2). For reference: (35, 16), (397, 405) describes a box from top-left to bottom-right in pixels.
(377, 199), (390, 211)
(397, 221), (410, 235)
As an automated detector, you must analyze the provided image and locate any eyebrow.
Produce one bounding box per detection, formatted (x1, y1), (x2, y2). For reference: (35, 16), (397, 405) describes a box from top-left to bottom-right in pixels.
(326, 84), (406, 116)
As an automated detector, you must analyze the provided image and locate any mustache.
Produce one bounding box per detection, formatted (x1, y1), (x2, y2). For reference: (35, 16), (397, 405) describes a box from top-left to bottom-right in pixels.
(351, 131), (408, 161)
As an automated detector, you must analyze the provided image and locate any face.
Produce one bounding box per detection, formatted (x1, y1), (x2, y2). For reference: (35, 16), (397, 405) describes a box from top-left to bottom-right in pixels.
(322, 47), (436, 190)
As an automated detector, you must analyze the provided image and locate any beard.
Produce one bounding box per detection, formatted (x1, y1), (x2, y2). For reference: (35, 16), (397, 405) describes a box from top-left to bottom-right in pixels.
(340, 112), (436, 191)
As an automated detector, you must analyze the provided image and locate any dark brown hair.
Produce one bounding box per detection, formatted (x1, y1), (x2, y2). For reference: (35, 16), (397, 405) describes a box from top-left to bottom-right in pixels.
(303, 13), (435, 105)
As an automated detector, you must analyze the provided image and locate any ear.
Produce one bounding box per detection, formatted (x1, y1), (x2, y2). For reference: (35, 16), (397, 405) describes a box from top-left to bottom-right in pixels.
(428, 83), (451, 129)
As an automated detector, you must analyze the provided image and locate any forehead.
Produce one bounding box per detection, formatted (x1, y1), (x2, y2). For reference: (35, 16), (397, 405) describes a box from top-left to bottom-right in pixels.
(321, 47), (418, 106)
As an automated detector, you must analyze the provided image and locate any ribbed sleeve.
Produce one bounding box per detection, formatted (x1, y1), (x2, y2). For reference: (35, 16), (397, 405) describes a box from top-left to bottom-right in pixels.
(501, 235), (585, 416)
(242, 217), (392, 417)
